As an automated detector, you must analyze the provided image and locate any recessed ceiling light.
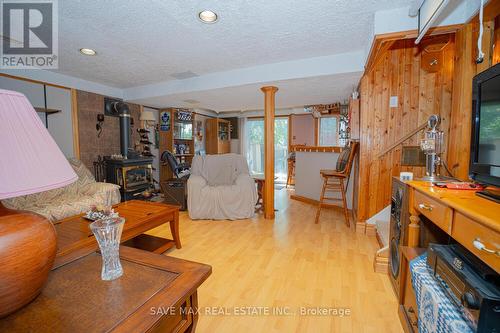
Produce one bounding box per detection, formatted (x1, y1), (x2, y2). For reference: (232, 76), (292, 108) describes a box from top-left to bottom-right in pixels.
(79, 48), (96, 56)
(198, 10), (218, 23)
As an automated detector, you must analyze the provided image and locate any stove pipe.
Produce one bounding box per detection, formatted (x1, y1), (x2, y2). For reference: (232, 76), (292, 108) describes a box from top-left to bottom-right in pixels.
(112, 101), (131, 159)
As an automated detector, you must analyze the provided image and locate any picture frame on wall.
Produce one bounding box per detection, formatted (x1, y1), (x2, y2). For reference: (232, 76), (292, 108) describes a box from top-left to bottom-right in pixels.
(160, 111), (171, 131)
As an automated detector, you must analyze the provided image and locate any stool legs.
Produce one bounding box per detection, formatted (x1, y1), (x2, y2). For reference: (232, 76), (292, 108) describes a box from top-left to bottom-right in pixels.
(339, 178), (350, 227)
(315, 176), (327, 224)
(315, 176), (350, 227)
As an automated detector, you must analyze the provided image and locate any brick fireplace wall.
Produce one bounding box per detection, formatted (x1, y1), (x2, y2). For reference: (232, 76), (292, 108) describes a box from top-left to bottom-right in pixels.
(77, 90), (141, 171)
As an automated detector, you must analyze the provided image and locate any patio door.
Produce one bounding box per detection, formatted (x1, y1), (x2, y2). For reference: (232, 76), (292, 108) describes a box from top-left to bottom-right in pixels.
(246, 117), (289, 182)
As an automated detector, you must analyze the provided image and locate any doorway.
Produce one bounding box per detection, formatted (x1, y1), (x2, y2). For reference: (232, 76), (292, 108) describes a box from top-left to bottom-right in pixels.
(246, 117), (289, 183)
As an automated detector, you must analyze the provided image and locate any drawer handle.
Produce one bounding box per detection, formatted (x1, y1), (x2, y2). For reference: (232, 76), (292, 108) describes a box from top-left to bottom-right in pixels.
(473, 239), (500, 256)
(418, 203), (433, 211)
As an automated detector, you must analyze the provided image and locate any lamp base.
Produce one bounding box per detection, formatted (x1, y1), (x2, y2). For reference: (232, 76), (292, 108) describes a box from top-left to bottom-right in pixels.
(0, 203), (57, 317)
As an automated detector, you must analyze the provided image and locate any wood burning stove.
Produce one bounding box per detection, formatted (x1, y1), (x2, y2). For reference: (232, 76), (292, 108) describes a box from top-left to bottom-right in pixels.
(101, 100), (154, 201)
(105, 157), (153, 201)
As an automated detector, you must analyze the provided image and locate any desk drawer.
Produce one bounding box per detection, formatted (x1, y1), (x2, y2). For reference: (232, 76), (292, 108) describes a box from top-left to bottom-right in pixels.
(414, 191), (452, 233)
(451, 212), (500, 273)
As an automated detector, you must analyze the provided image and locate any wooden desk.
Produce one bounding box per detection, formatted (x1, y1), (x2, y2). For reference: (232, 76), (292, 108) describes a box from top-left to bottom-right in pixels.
(406, 181), (499, 273)
(0, 246), (211, 333)
(54, 200), (180, 269)
(398, 181), (500, 332)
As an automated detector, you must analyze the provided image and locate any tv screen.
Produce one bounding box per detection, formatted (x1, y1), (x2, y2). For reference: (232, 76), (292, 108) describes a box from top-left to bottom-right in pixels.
(470, 63), (500, 187)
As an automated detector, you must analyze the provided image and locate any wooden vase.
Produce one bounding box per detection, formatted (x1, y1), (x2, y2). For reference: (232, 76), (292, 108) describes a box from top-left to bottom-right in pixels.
(0, 203), (57, 317)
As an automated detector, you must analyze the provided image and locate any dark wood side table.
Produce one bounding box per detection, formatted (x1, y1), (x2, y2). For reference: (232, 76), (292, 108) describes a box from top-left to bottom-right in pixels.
(0, 246), (211, 333)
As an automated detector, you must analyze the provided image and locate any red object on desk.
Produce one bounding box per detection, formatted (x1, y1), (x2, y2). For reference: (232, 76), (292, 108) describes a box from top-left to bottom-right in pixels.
(433, 182), (485, 190)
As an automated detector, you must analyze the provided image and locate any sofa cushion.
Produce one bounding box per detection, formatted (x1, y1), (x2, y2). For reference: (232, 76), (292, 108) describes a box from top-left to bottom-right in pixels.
(2, 159), (120, 222)
(68, 158), (95, 187)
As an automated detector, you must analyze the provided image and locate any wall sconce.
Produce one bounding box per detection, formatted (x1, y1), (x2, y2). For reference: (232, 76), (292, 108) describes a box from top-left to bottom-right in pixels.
(96, 113), (104, 138)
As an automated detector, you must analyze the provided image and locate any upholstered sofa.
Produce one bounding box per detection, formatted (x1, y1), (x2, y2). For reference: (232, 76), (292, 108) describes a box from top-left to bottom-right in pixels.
(2, 158), (120, 222)
(187, 154), (258, 220)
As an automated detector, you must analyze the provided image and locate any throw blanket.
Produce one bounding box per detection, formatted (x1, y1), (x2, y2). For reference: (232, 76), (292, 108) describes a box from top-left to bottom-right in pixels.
(410, 253), (474, 333)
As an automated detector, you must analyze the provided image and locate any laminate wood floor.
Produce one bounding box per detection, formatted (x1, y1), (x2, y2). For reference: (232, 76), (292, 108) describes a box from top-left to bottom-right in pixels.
(148, 189), (403, 333)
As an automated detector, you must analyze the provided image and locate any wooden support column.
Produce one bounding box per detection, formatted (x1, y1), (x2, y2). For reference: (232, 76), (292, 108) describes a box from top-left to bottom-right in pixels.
(261, 86), (278, 220)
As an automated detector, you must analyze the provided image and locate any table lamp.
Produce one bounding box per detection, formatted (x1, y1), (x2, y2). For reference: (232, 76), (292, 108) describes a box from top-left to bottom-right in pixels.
(0, 89), (77, 317)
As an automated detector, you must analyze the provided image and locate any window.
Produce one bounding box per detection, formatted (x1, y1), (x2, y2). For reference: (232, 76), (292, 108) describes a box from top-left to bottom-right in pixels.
(245, 117), (289, 182)
(318, 116), (338, 146)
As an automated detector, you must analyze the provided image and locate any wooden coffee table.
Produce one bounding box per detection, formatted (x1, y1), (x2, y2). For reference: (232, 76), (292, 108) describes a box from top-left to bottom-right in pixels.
(54, 200), (181, 268)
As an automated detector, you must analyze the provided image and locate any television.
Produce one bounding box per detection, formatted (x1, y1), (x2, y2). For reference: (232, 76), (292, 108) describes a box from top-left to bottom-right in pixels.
(470, 63), (500, 201)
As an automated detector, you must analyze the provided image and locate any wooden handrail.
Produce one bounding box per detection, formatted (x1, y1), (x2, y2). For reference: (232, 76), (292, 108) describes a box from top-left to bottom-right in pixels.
(377, 122), (428, 158)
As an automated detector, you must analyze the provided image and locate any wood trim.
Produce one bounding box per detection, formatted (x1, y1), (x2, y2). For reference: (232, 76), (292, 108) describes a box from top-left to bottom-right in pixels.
(355, 221), (366, 234)
(365, 40), (396, 75)
(373, 247), (389, 274)
(0, 73), (70, 90)
(292, 145), (342, 153)
(290, 194), (351, 212)
(365, 223), (377, 236)
(261, 86), (278, 220)
(70, 89), (80, 159)
(365, 24), (464, 73)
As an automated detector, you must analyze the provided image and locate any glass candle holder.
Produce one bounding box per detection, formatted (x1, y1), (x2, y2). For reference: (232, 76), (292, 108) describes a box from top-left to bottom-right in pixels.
(90, 217), (125, 281)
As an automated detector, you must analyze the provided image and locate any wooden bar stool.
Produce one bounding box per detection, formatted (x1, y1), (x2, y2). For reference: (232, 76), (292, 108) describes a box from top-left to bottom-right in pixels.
(315, 141), (358, 226)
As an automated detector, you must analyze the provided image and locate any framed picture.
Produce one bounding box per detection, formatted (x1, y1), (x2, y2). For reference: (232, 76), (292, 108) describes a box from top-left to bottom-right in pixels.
(160, 111), (171, 131)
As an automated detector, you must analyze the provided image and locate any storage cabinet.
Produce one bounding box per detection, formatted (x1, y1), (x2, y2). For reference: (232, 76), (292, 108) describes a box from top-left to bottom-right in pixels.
(205, 118), (231, 154)
(158, 108), (194, 182)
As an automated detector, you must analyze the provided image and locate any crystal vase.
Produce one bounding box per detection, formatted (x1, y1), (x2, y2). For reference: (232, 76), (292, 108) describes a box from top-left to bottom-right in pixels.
(90, 217), (125, 281)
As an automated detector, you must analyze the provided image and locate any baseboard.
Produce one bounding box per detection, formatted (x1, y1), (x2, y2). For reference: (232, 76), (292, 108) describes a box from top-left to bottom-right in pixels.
(373, 247), (389, 274)
(355, 221), (366, 234)
(366, 223), (377, 237)
(374, 255), (389, 274)
(290, 194), (351, 212)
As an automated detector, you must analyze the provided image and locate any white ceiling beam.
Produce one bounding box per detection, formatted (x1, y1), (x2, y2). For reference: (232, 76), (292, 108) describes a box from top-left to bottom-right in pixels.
(122, 51), (365, 102)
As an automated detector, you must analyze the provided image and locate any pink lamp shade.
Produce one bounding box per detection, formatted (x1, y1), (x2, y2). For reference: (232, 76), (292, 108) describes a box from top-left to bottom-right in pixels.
(0, 89), (77, 199)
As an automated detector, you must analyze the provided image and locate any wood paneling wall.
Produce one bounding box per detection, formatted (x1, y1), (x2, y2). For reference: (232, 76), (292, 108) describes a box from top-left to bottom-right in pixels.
(357, 35), (456, 222)
(356, 1), (500, 222)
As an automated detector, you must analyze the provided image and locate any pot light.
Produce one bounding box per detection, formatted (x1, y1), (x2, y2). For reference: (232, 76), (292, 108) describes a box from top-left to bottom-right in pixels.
(79, 48), (96, 56)
(198, 10), (218, 23)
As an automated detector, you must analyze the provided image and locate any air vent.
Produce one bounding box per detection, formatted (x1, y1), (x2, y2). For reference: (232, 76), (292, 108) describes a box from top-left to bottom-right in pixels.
(171, 71), (199, 80)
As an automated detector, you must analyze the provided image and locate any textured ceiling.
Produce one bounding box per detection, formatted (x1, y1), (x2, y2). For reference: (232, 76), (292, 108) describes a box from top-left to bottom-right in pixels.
(130, 72), (363, 112)
(56, 0), (413, 88)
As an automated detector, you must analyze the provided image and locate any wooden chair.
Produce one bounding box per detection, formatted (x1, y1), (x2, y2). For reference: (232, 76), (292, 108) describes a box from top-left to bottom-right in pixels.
(315, 141), (359, 226)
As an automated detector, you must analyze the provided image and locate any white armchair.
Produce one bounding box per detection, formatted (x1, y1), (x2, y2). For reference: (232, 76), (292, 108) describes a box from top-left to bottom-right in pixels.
(187, 154), (258, 220)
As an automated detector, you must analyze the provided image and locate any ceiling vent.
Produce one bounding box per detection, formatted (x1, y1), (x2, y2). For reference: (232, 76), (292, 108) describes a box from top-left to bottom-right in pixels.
(171, 71), (199, 80)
